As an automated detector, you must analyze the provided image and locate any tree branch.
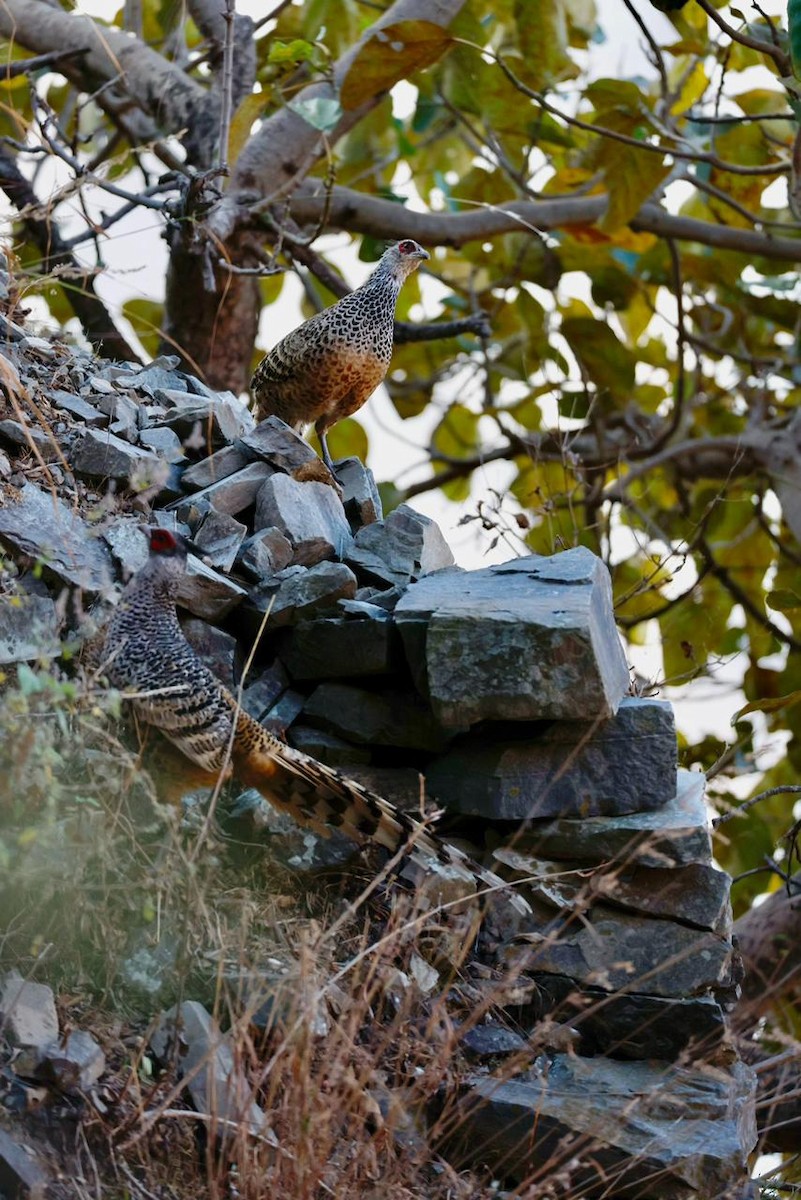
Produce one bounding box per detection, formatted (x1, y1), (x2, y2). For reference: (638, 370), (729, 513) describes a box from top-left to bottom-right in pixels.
(0, 147), (139, 361)
(0, 0), (215, 164)
(286, 186), (801, 265)
(204, 0), (468, 243)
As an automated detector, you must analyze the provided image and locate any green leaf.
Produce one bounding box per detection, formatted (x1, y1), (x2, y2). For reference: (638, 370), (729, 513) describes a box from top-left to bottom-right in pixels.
(287, 95), (342, 132)
(228, 92), (268, 165)
(269, 38), (317, 64)
(339, 21), (453, 111)
(733, 691), (801, 721)
(122, 298), (165, 359)
(560, 315), (636, 399)
(768, 588), (801, 611)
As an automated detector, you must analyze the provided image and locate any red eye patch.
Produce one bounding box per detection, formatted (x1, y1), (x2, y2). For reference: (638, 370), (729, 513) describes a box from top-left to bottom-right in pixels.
(149, 528), (178, 554)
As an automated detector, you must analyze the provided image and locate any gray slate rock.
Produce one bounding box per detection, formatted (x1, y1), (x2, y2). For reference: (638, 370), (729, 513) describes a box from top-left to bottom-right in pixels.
(94, 391), (140, 440)
(50, 389), (108, 426)
(151, 1000), (268, 1140)
(289, 725), (372, 766)
(0, 591), (60, 662)
(0, 482), (112, 591)
(0, 1129), (48, 1200)
(182, 618), (238, 690)
(529, 976), (726, 1060)
(425, 698), (676, 819)
(451, 1056), (756, 1195)
(173, 461), (274, 517)
(71, 427), (160, 481)
(181, 444), (250, 491)
(254, 473), (353, 566)
(303, 682), (454, 752)
(246, 561), (358, 629)
(460, 1024), (528, 1060)
(236, 527), (294, 580)
(520, 769), (711, 868)
(0, 419), (61, 461)
(335, 456), (382, 529)
(278, 613), (399, 680)
(37, 1029), (105, 1093)
(0, 972), (58, 1050)
(347, 504), (454, 587)
(239, 416), (318, 470)
(154, 389), (253, 445)
(241, 661), (290, 722)
(193, 508), (247, 572)
(177, 556), (246, 621)
(395, 547), (630, 726)
(139, 426), (185, 462)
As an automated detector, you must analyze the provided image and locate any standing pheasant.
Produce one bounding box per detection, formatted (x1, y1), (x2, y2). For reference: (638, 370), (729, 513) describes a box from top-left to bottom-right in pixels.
(251, 240), (429, 470)
(102, 528), (528, 913)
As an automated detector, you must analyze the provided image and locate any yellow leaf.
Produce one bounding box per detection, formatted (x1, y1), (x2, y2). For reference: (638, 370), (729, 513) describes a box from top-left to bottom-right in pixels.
(340, 21), (453, 111)
(228, 91), (268, 166)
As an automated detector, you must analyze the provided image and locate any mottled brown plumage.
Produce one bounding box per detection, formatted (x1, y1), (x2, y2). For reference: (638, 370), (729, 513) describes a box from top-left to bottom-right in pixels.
(251, 240), (429, 470)
(103, 529), (528, 913)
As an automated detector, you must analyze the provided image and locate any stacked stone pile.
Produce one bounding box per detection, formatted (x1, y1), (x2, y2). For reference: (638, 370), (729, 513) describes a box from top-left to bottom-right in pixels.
(0, 323), (757, 1196)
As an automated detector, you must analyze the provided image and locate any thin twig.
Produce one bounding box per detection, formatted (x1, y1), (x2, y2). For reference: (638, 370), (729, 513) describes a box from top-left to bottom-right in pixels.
(216, 0), (236, 178)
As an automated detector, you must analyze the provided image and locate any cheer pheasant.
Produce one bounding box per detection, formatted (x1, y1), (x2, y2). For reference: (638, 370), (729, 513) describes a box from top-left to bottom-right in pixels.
(251, 240), (429, 471)
(103, 528), (527, 912)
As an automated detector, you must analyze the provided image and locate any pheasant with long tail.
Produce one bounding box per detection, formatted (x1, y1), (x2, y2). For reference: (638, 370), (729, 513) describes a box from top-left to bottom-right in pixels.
(103, 529), (528, 914)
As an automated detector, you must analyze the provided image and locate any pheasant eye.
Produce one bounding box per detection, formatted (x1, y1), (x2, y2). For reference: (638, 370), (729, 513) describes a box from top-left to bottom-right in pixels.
(398, 240), (415, 254)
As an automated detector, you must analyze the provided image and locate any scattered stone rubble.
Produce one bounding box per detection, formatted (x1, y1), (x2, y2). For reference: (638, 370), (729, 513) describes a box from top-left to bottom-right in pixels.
(0, 321), (757, 1196)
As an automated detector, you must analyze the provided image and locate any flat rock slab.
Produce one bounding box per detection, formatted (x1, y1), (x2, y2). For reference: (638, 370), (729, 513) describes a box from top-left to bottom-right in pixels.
(176, 556), (246, 621)
(347, 503), (454, 587)
(529, 975), (726, 1060)
(151, 1000), (268, 1140)
(0, 591), (60, 662)
(246, 562), (358, 629)
(193, 508), (247, 572)
(303, 681), (455, 752)
(395, 547), (630, 727)
(70, 427), (160, 480)
(518, 769), (711, 868)
(0, 1129), (47, 1200)
(239, 415), (318, 471)
(0, 482), (112, 591)
(37, 1029), (105, 1093)
(254, 473), (353, 566)
(181, 444), (250, 491)
(425, 697), (676, 819)
(335, 456), (382, 528)
(0, 972), (58, 1049)
(451, 1055), (756, 1196)
(278, 614), (400, 680)
(509, 906), (732, 998)
(174, 460), (274, 516)
(236, 527), (293, 580)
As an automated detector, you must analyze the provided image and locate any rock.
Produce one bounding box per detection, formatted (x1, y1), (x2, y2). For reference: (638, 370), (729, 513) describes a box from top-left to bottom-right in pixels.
(246, 561), (358, 629)
(94, 391), (140, 440)
(0, 418), (62, 461)
(337, 765), (428, 810)
(254, 473), (353, 566)
(180, 444), (250, 491)
(303, 682), (454, 752)
(289, 725), (372, 766)
(177, 555), (246, 621)
(193, 508), (247, 572)
(425, 698), (677, 820)
(181, 618), (238, 690)
(278, 613), (400, 680)
(154, 389), (253, 445)
(228, 790), (359, 872)
(71, 427), (160, 481)
(236, 527), (294, 580)
(50, 389), (108, 426)
(139, 426), (185, 462)
(0, 482), (112, 591)
(0, 591), (60, 662)
(150, 1000), (269, 1140)
(395, 548), (630, 727)
(37, 1029), (105, 1093)
(335, 456), (382, 528)
(347, 504), (454, 587)
(240, 661), (290, 721)
(509, 903), (733, 998)
(451, 1056), (756, 1196)
(0, 972), (58, 1050)
(519, 769), (711, 868)
(262, 688), (305, 736)
(528, 977), (727, 1060)
(123, 360), (181, 395)
(460, 1024), (529, 1059)
(172, 461), (274, 517)
(0, 1129), (48, 1200)
(239, 416), (319, 470)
